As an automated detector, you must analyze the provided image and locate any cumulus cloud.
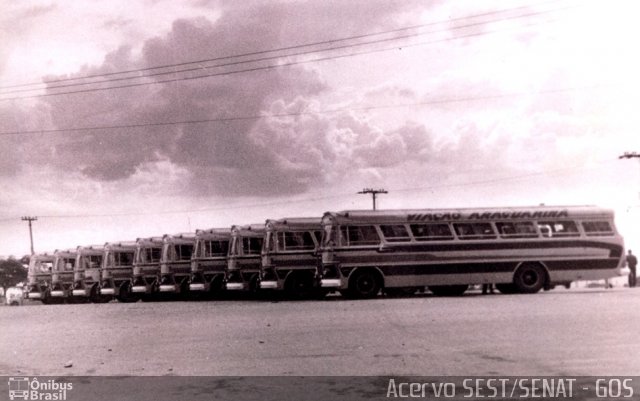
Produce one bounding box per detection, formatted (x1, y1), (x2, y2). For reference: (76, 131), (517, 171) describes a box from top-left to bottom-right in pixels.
(14, 0), (433, 197)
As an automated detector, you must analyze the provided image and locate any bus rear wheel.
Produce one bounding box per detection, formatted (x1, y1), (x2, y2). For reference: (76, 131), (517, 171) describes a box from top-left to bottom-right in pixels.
(429, 285), (468, 297)
(513, 263), (547, 294)
(347, 269), (381, 299)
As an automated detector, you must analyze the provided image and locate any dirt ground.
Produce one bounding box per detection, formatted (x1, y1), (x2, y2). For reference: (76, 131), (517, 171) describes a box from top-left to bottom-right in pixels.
(1, 287), (639, 376)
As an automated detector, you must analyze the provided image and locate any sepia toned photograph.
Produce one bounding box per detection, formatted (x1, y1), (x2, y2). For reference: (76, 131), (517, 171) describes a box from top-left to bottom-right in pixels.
(1, 0), (639, 400)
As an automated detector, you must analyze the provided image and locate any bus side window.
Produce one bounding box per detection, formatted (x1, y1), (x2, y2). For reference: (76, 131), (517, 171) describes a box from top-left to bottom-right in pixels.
(380, 224), (410, 242)
(281, 231), (315, 250)
(582, 221), (614, 236)
(453, 223), (496, 240)
(243, 237), (262, 255)
(539, 221), (580, 237)
(410, 224), (454, 241)
(497, 222), (537, 238)
(343, 225), (380, 246)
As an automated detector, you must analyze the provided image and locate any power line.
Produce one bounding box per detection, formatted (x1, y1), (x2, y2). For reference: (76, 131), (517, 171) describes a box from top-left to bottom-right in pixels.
(0, 158), (617, 222)
(0, 6), (572, 101)
(0, 82), (617, 137)
(0, 0), (572, 92)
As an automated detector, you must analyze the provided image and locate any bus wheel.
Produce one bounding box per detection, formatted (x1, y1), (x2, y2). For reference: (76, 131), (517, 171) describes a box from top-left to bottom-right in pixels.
(513, 263), (546, 294)
(116, 283), (138, 303)
(347, 269), (381, 299)
(248, 274), (261, 298)
(495, 283), (517, 294)
(285, 272), (314, 300)
(428, 285), (468, 297)
(209, 276), (225, 299)
(90, 285), (110, 303)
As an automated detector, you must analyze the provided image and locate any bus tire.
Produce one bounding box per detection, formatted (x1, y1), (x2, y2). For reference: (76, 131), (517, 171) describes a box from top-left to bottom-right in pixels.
(513, 263), (547, 294)
(248, 274), (262, 298)
(116, 283), (137, 303)
(428, 284), (468, 297)
(90, 285), (110, 303)
(347, 268), (381, 299)
(208, 276), (226, 299)
(285, 272), (315, 300)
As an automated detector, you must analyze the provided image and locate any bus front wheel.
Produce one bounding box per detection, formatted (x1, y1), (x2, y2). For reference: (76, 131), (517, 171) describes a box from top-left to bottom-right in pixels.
(285, 272), (315, 300)
(347, 269), (381, 299)
(513, 263), (547, 294)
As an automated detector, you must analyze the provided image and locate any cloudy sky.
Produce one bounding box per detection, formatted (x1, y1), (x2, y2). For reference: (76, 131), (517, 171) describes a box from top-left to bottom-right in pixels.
(1, 0), (639, 257)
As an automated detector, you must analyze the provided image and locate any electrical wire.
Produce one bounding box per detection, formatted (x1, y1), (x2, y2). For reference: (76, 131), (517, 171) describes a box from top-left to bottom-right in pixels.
(0, 5), (573, 101)
(0, 0), (572, 91)
(0, 158), (618, 221)
(0, 82), (617, 137)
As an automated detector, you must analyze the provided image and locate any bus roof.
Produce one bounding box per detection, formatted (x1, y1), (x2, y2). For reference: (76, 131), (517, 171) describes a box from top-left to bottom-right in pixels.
(76, 245), (105, 254)
(135, 237), (164, 246)
(195, 228), (231, 239)
(162, 232), (197, 244)
(104, 241), (137, 250)
(54, 249), (77, 257)
(324, 205), (614, 224)
(265, 217), (321, 231)
(30, 252), (55, 260)
(231, 224), (266, 237)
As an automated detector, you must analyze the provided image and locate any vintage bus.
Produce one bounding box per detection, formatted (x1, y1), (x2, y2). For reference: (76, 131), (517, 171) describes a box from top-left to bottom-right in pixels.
(72, 245), (109, 303)
(25, 252), (55, 303)
(226, 224), (265, 292)
(159, 233), (196, 295)
(259, 217), (324, 299)
(189, 228), (230, 297)
(131, 237), (164, 296)
(49, 249), (78, 301)
(100, 241), (138, 302)
(317, 206), (626, 298)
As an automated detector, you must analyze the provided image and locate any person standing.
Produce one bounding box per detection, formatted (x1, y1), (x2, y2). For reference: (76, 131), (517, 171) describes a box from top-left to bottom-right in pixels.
(482, 283), (495, 294)
(627, 250), (637, 288)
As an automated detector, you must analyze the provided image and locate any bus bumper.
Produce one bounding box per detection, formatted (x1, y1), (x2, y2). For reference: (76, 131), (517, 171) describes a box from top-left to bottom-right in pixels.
(259, 280), (278, 289)
(100, 288), (115, 295)
(50, 290), (66, 297)
(72, 289), (89, 297)
(320, 279), (342, 288)
(159, 284), (177, 293)
(131, 286), (148, 293)
(226, 282), (244, 291)
(189, 283), (206, 291)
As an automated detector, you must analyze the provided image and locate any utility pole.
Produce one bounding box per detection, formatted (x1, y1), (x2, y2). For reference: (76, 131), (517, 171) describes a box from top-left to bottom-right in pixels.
(619, 152), (640, 200)
(358, 188), (387, 210)
(21, 216), (37, 255)
(619, 151), (640, 161)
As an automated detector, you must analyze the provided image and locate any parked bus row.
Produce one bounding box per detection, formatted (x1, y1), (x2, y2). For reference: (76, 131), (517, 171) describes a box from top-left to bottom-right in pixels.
(25, 205), (627, 303)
